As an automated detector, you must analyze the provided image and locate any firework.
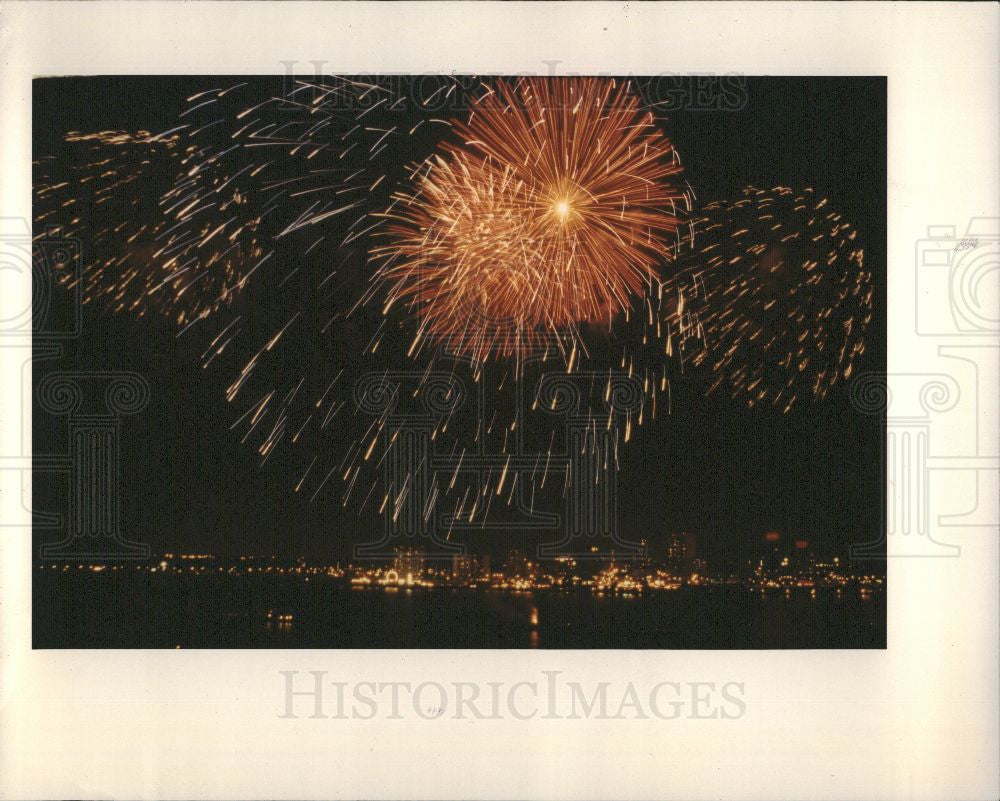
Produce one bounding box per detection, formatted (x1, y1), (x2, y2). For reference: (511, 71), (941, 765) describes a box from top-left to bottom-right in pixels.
(33, 78), (403, 325)
(33, 130), (188, 316)
(662, 187), (873, 411)
(33, 79), (874, 536)
(32, 77), (497, 516)
(373, 77), (689, 366)
(32, 77), (687, 523)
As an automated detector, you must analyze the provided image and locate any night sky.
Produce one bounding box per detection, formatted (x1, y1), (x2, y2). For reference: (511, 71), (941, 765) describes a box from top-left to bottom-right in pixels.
(32, 76), (886, 572)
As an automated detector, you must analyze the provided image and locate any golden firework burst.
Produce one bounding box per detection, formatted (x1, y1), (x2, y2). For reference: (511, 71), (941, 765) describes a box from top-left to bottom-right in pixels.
(375, 77), (689, 365)
(663, 187), (873, 412)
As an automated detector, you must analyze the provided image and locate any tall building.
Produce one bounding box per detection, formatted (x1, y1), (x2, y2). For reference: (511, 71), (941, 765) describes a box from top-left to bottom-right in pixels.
(790, 539), (815, 578)
(392, 547), (425, 580)
(452, 554), (490, 583)
(505, 549), (535, 579)
(632, 539), (653, 573)
(760, 531), (785, 578)
(666, 532), (698, 574)
(758, 531), (816, 580)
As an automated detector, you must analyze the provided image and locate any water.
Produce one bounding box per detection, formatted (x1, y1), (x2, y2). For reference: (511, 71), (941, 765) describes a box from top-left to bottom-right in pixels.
(34, 571), (885, 648)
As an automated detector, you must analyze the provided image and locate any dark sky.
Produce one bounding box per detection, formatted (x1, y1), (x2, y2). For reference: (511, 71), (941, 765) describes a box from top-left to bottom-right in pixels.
(32, 76), (886, 571)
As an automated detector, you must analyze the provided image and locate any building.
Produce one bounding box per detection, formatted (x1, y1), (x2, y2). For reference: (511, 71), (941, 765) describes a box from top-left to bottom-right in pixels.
(392, 548), (425, 581)
(756, 532), (817, 580)
(666, 532), (698, 574)
(451, 554), (490, 584)
(633, 539), (653, 573)
(505, 549), (536, 579)
(789, 539), (816, 579)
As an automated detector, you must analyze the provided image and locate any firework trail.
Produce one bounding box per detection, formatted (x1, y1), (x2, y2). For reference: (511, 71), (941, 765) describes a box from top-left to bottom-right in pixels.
(34, 129), (189, 316)
(33, 78), (413, 325)
(660, 186), (873, 412)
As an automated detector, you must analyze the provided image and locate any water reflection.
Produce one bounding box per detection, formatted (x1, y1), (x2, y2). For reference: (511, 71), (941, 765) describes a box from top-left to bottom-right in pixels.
(34, 571), (886, 649)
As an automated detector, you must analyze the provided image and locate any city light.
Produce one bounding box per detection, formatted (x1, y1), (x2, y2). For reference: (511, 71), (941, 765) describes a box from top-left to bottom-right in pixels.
(47, 537), (883, 598)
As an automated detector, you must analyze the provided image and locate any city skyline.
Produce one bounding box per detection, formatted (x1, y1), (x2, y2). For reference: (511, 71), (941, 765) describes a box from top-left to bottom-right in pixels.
(40, 531), (884, 585)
